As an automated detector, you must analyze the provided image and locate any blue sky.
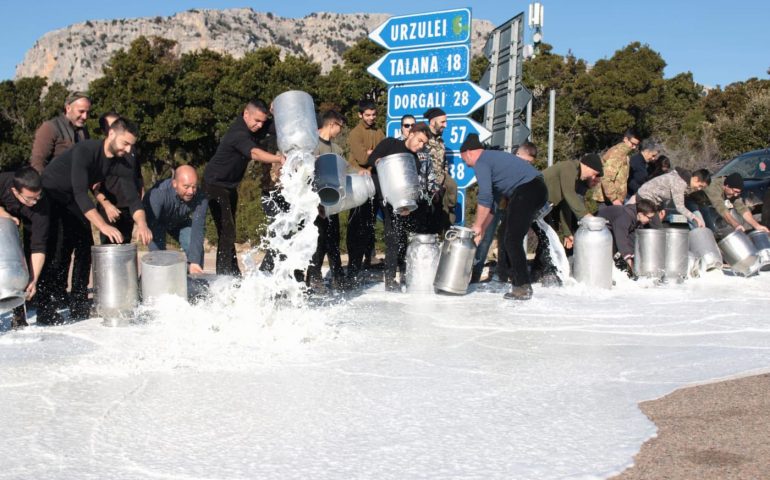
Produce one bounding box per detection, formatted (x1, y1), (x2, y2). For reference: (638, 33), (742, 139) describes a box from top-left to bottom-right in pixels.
(2, 0), (768, 88)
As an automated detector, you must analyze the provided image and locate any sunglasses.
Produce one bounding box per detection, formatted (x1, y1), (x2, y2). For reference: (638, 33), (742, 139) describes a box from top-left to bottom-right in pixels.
(402, 123), (414, 129)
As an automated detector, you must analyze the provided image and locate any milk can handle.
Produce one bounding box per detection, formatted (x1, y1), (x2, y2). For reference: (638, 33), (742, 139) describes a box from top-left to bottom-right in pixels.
(445, 230), (457, 241)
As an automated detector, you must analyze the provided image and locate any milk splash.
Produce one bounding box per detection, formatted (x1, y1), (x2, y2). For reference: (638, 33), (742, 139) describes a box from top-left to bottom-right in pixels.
(256, 150), (320, 306)
(534, 218), (571, 282)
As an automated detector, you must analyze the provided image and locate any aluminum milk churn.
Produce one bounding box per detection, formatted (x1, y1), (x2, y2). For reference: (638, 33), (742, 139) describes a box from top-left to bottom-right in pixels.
(664, 228), (690, 283)
(688, 227), (723, 272)
(272, 90), (318, 154)
(434, 226), (477, 295)
(92, 243), (138, 326)
(314, 153), (347, 207)
(634, 229), (666, 279)
(325, 174), (376, 216)
(141, 250), (188, 303)
(376, 153), (420, 212)
(748, 231), (770, 271)
(405, 234), (440, 294)
(718, 230), (759, 276)
(0, 217), (29, 311)
(572, 216), (613, 289)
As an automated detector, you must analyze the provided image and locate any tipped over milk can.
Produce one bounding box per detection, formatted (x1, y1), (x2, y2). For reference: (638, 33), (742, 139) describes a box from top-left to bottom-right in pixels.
(748, 231), (770, 271)
(634, 229), (666, 280)
(572, 216), (613, 288)
(688, 227), (723, 272)
(314, 153), (347, 207)
(325, 174), (376, 216)
(664, 228), (690, 283)
(0, 217), (29, 311)
(272, 90), (318, 153)
(405, 234), (440, 294)
(434, 226), (477, 295)
(718, 230), (759, 276)
(376, 153), (420, 212)
(141, 250), (188, 303)
(92, 244), (138, 326)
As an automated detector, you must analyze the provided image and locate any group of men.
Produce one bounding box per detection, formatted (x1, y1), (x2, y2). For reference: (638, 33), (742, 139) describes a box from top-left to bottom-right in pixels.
(4, 94), (769, 324)
(1, 93), (211, 327)
(465, 127), (769, 298)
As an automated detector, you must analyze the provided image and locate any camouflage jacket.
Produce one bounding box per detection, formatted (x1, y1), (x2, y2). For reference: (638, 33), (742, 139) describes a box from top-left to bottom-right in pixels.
(425, 131), (447, 186)
(594, 142), (633, 203)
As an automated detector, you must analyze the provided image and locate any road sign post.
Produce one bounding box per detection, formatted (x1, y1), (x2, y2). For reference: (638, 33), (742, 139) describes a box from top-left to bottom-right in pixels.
(369, 8), (492, 226)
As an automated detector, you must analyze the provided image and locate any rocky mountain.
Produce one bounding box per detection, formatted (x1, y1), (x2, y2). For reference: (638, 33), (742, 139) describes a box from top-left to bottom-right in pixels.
(16, 8), (494, 91)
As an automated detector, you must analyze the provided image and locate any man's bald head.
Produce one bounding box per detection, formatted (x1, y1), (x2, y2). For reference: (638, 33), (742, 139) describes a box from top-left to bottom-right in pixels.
(172, 165), (198, 202)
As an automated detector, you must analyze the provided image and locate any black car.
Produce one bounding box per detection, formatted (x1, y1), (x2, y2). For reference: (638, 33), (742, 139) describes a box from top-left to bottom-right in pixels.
(714, 148), (770, 222)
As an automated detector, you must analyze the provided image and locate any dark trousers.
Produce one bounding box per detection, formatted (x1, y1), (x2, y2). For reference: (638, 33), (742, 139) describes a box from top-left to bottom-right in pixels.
(382, 202), (414, 282)
(307, 214), (343, 282)
(505, 178), (548, 287)
(346, 198), (375, 280)
(36, 201), (93, 320)
(204, 183), (240, 276)
(98, 205), (133, 244)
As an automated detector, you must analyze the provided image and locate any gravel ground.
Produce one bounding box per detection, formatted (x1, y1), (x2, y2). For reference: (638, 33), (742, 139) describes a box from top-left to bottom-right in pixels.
(613, 373), (770, 479)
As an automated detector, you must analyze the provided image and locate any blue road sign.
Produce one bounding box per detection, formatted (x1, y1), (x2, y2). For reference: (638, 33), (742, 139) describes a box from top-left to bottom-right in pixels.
(387, 81), (493, 119)
(447, 153), (476, 189)
(367, 45), (470, 85)
(387, 117), (491, 152)
(368, 8), (472, 50)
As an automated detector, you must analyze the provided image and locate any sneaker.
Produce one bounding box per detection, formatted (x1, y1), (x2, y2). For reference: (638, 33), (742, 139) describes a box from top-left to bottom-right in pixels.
(540, 273), (562, 288)
(504, 284), (533, 300)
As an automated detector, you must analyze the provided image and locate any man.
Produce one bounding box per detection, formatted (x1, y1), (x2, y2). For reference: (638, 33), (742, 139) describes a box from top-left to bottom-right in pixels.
(423, 107), (457, 233)
(471, 141), (538, 283)
(29, 92), (91, 317)
(634, 167), (711, 228)
(203, 100), (284, 276)
(30, 92), (91, 173)
(366, 122), (430, 291)
(688, 172), (769, 234)
(397, 114), (416, 141)
(594, 128), (641, 205)
(532, 153), (604, 286)
(93, 111), (145, 244)
(144, 165), (208, 274)
(346, 100), (384, 282)
(306, 110), (347, 292)
(627, 140), (660, 197)
(36, 118), (152, 324)
(597, 198), (659, 276)
(461, 134), (548, 301)
(0, 167), (49, 328)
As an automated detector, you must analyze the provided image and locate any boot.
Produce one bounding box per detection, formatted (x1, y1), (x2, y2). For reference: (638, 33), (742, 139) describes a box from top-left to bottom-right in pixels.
(540, 273), (562, 288)
(504, 284), (533, 300)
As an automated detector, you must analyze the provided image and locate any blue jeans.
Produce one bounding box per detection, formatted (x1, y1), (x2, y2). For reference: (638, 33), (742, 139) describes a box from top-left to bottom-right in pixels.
(149, 223), (192, 259)
(472, 204), (505, 278)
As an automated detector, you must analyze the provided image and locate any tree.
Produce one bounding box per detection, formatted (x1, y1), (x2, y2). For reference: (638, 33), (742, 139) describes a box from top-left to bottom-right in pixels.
(89, 36), (182, 179)
(0, 77), (68, 171)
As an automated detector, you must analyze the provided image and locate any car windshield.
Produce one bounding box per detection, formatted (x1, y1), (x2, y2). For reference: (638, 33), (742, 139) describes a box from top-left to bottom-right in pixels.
(717, 153), (770, 180)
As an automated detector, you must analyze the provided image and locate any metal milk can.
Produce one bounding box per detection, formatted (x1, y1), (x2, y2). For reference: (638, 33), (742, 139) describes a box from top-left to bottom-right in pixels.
(92, 243), (138, 326)
(405, 234), (440, 294)
(0, 217), (29, 311)
(634, 229), (666, 279)
(572, 216), (613, 289)
(663, 228), (690, 283)
(141, 250), (188, 303)
(434, 226), (477, 295)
